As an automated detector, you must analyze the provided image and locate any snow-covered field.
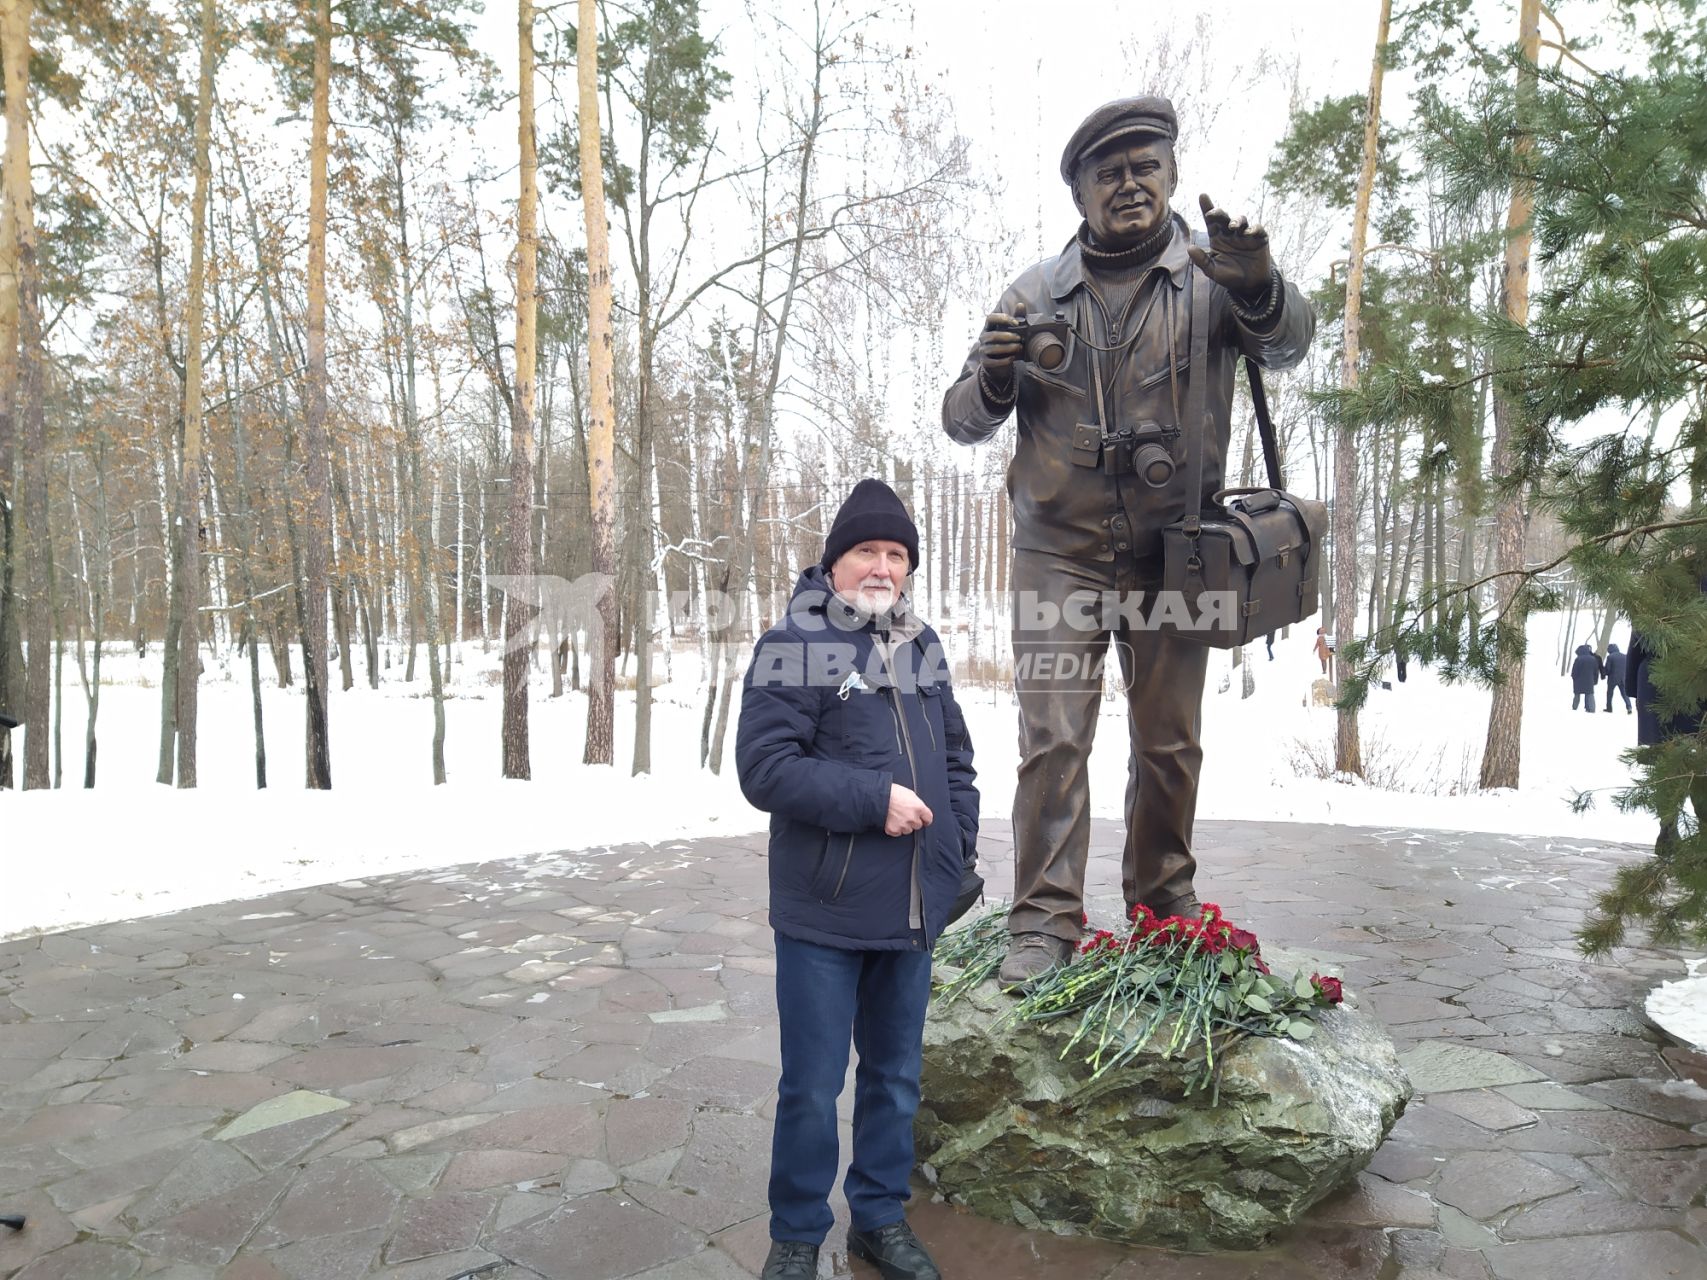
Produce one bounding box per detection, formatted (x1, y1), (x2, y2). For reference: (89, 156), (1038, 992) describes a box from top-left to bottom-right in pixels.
(0, 610), (1659, 939)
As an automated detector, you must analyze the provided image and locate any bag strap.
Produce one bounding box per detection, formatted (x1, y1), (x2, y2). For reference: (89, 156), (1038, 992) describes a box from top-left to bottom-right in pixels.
(1245, 359), (1285, 490)
(1182, 263), (1211, 541)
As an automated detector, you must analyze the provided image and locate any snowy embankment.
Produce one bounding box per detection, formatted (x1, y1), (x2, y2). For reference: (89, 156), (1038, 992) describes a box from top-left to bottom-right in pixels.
(0, 610), (1659, 940)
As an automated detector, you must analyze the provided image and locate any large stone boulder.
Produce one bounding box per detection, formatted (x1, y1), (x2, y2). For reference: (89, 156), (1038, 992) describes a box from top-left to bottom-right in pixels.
(915, 972), (1412, 1251)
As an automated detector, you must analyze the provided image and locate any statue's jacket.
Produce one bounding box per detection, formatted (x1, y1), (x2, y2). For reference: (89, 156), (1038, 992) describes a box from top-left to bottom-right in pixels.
(942, 214), (1316, 565)
(735, 565), (979, 952)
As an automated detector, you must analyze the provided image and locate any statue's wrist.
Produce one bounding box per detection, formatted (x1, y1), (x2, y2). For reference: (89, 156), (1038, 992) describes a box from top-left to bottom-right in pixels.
(978, 364), (1017, 411)
(1228, 266), (1284, 326)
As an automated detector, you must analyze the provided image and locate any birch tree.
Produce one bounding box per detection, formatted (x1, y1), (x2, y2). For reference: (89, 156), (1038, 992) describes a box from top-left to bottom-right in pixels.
(578, 0), (619, 766)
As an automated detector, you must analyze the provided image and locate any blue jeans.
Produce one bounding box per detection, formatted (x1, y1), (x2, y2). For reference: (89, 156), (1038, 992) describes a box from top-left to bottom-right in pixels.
(769, 932), (933, 1245)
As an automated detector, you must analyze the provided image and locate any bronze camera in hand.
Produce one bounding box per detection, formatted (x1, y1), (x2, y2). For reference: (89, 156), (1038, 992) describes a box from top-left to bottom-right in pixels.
(1104, 421), (1177, 488)
(1010, 313), (1072, 371)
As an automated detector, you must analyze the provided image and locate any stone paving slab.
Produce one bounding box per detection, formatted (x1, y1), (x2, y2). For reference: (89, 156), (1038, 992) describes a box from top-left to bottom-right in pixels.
(2, 820), (1705, 1278)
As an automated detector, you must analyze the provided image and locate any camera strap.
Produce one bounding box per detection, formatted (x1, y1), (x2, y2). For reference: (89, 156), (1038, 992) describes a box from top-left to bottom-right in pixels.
(1182, 263), (1210, 545)
(1089, 311), (1113, 439)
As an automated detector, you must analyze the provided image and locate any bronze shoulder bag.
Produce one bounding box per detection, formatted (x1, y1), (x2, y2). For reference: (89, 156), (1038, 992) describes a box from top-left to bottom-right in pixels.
(1159, 267), (1326, 648)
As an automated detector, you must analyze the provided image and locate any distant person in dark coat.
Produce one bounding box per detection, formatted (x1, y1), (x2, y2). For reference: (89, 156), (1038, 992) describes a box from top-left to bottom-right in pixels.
(1603, 642), (1632, 713)
(1628, 624), (1706, 855)
(1570, 643), (1603, 712)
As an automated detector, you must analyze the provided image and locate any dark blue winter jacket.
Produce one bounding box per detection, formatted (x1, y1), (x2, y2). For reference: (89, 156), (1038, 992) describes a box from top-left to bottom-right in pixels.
(735, 566), (979, 951)
(1603, 645), (1628, 689)
(1629, 628), (1703, 747)
(1571, 645), (1603, 695)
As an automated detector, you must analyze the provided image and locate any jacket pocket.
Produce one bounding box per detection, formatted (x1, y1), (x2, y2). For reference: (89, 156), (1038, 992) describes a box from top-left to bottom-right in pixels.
(919, 684), (942, 753)
(1135, 356), (1191, 393)
(809, 832), (857, 902)
(1020, 364), (1087, 401)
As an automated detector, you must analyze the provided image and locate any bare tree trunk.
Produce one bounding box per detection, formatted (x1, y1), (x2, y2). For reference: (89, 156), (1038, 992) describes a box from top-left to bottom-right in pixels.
(300, 0), (334, 788)
(501, 0), (539, 779)
(333, 581), (354, 691)
(1480, 0), (1540, 791)
(214, 226), (266, 788)
(392, 125), (446, 783)
(51, 603), (60, 787)
(0, 66), (18, 788)
(332, 447), (377, 689)
(1595, 603), (1618, 659)
(1330, 0), (1390, 778)
(937, 466), (950, 610)
(1367, 426), (1384, 639)
(69, 437), (108, 787)
(1421, 468), (1435, 628)
(3, 0), (49, 789)
(171, 0), (218, 788)
(1379, 422), (1405, 627)
(157, 432), (180, 783)
(578, 0), (618, 766)
(1474, 0), (1543, 791)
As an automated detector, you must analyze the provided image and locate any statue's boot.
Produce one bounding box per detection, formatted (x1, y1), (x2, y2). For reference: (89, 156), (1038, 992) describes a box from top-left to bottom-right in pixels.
(998, 932), (1073, 991)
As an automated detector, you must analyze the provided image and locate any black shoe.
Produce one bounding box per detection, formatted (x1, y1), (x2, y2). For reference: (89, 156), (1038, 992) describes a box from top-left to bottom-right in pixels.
(848, 1219), (941, 1280)
(761, 1239), (820, 1280)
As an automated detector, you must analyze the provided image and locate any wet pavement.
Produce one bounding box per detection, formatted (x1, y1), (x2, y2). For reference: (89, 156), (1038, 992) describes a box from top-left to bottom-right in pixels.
(2, 819), (1705, 1279)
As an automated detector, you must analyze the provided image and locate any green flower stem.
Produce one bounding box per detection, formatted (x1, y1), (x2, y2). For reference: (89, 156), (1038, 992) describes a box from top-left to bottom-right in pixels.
(932, 906), (1338, 1095)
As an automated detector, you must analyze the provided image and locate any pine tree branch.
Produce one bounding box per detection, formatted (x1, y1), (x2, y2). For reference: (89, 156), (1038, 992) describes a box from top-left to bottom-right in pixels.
(1538, 40), (1606, 82)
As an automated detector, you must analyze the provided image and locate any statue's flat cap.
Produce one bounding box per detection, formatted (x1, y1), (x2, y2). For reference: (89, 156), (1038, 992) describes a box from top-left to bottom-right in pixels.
(1060, 96), (1178, 183)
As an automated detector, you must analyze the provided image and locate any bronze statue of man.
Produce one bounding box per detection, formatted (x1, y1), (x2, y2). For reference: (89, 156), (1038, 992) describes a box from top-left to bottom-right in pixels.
(942, 95), (1316, 987)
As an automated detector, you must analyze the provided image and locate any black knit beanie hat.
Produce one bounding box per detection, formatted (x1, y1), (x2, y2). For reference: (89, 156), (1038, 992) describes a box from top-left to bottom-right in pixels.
(821, 478), (920, 573)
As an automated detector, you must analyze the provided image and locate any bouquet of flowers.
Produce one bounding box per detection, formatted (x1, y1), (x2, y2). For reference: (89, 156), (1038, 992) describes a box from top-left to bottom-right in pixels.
(933, 902), (1344, 1098)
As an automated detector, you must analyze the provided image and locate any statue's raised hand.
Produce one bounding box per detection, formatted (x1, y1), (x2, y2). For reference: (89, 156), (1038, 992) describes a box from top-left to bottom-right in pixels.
(1185, 193), (1275, 301)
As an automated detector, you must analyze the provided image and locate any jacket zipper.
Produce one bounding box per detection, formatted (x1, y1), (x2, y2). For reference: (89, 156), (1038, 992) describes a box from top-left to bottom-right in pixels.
(886, 685), (926, 944)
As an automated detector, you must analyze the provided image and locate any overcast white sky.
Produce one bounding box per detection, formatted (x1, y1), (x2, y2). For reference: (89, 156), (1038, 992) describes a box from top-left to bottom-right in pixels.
(468, 0), (1394, 273)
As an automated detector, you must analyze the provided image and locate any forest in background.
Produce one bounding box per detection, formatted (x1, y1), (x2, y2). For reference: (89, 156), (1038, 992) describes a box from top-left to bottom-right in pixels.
(3, 0), (1706, 955)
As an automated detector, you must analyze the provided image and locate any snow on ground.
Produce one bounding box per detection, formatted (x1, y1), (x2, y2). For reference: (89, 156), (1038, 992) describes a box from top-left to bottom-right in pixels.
(0, 609), (1663, 940)
(1647, 959), (1707, 1052)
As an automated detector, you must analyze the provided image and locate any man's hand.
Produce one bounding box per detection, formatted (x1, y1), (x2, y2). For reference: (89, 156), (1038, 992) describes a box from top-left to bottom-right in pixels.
(978, 301), (1027, 382)
(885, 784), (934, 837)
(1186, 193), (1274, 301)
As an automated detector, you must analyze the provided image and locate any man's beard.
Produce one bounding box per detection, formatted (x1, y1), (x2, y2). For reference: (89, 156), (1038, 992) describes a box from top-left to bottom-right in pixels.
(844, 580), (899, 621)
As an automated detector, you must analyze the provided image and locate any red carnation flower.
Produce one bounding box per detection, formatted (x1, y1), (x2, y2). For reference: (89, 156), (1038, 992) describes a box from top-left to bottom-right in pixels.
(1227, 927), (1259, 953)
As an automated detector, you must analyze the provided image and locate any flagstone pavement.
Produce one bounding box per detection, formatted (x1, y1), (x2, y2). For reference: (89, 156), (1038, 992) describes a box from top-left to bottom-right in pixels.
(3, 819), (1706, 1280)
